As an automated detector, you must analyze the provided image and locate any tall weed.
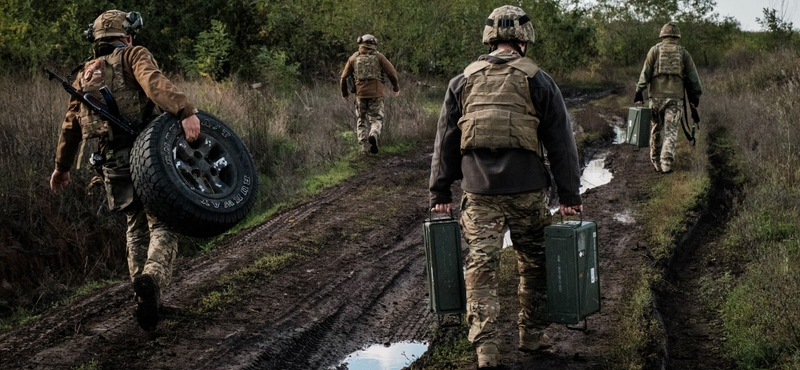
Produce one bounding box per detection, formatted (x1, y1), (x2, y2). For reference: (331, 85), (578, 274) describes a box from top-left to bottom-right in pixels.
(701, 49), (800, 369)
(0, 73), (438, 318)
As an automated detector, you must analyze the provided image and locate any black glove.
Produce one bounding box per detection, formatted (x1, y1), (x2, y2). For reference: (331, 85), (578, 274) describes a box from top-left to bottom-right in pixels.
(634, 90), (644, 103)
(689, 95), (699, 107)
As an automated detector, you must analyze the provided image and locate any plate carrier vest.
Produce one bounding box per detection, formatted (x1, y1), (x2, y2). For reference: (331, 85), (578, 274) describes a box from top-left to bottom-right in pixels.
(654, 43), (684, 77)
(353, 51), (381, 81)
(459, 56), (541, 154)
(78, 47), (150, 140)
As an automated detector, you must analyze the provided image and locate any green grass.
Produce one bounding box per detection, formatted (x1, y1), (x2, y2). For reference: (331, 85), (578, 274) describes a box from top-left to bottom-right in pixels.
(73, 359), (99, 370)
(303, 158), (357, 195)
(643, 172), (710, 264)
(0, 308), (39, 332)
(407, 323), (474, 370)
(419, 336), (473, 370)
(607, 267), (662, 370)
(1, 279), (117, 333)
(381, 141), (416, 155)
(196, 251), (300, 313)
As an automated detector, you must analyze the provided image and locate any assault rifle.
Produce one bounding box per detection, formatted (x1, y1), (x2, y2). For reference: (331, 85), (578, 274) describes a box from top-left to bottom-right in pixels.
(44, 68), (138, 136)
(681, 87), (701, 146)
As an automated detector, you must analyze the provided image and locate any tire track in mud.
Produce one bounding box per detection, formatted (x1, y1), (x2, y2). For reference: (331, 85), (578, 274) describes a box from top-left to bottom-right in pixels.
(0, 150), (436, 370)
(657, 125), (739, 370)
(142, 152), (436, 370)
(169, 196), (434, 370)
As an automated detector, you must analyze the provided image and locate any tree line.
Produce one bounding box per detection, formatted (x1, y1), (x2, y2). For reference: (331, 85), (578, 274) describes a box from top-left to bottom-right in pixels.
(0, 0), (795, 84)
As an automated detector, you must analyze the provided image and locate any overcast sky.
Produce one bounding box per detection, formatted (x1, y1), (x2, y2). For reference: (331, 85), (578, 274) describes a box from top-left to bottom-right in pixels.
(714, 0), (800, 31)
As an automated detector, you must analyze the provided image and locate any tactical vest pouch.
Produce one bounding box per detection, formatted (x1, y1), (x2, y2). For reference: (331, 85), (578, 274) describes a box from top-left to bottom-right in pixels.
(78, 59), (112, 140)
(106, 48), (149, 129)
(458, 109), (539, 153)
(102, 147), (135, 212)
(354, 53), (380, 81)
(656, 43), (683, 77)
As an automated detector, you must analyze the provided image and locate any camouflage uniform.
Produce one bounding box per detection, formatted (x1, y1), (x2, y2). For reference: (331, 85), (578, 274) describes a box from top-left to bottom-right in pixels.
(649, 97), (683, 172)
(356, 97), (384, 151)
(52, 10), (198, 329)
(340, 35), (400, 154)
(635, 22), (703, 173)
(429, 6), (582, 367)
(460, 191), (551, 355)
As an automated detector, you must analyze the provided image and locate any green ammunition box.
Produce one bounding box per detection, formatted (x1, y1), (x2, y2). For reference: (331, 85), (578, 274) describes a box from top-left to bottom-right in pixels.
(545, 220), (600, 325)
(423, 216), (467, 315)
(627, 107), (651, 148)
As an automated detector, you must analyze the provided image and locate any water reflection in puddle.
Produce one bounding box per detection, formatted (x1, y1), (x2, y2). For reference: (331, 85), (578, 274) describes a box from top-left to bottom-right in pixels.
(613, 125), (628, 144)
(581, 152), (613, 194)
(337, 341), (428, 370)
(503, 151), (613, 248)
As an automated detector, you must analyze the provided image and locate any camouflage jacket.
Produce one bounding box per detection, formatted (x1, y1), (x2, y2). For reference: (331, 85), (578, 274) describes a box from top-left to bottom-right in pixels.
(429, 50), (581, 208)
(55, 42), (197, 172)
(339, 45), (400, 99)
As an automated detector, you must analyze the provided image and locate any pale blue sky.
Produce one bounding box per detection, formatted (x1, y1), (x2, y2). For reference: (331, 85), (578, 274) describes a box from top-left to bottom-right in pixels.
(714, 0), (799, 31)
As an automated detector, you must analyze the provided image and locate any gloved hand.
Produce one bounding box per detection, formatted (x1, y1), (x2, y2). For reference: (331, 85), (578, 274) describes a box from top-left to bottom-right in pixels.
(634, 90), (644, 104)
(689, 95), (699, 107)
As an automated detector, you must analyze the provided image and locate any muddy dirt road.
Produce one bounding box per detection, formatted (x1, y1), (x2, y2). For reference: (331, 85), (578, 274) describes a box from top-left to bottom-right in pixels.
(0, 97), (726, 370)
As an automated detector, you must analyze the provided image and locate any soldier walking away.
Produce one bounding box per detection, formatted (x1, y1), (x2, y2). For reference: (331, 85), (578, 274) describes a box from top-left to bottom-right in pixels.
(634, 22), (703, 174)
(48, 10), (201, 331)
(429, 5), (582, 369)
(340, 34), (400, 155)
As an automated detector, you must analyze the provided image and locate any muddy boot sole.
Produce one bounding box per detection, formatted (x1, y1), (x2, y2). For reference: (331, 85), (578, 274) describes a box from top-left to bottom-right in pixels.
(133, 274), (160, 331)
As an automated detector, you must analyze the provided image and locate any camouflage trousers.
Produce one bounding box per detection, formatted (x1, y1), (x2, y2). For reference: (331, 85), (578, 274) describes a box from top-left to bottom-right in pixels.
(102, 145), (179, 292)
(649, 98), (684, 172)
(355, 97), (384, 149)
(459, 190), (551, 357)
(125, 206), (179, 291)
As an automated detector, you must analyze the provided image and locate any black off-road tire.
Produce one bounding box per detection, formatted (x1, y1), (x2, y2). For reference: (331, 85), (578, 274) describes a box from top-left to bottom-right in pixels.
(130, 111), (258, 238)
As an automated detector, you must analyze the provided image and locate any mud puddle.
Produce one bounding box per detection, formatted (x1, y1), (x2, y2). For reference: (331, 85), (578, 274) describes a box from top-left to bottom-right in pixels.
(613, 125), (628, 144)
(337, 341), (428, 370)
(507, 147), (615, 248)
(613, 210), (635, 224)
(580, 151), (613, 194)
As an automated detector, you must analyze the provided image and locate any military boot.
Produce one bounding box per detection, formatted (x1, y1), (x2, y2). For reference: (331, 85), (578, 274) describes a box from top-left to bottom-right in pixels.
(133, 273), (160, 331)
(368, 134), (379, 154)
(653, 162), (662, 172)
(518, 331), (552, 354)
(476, 342), (500, 369)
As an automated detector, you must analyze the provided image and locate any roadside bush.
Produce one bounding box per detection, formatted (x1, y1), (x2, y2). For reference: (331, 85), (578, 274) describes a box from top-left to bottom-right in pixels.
(251, 47), (300, 93)
(181, 20), (235, 80)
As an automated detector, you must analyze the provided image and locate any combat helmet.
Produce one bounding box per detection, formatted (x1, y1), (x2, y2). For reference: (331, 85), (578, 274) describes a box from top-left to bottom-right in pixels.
(482, 5), (535, 45)
(659, 22), (681, 38)
(357, 34), (378, 45)
(85, 10), (143, 42)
